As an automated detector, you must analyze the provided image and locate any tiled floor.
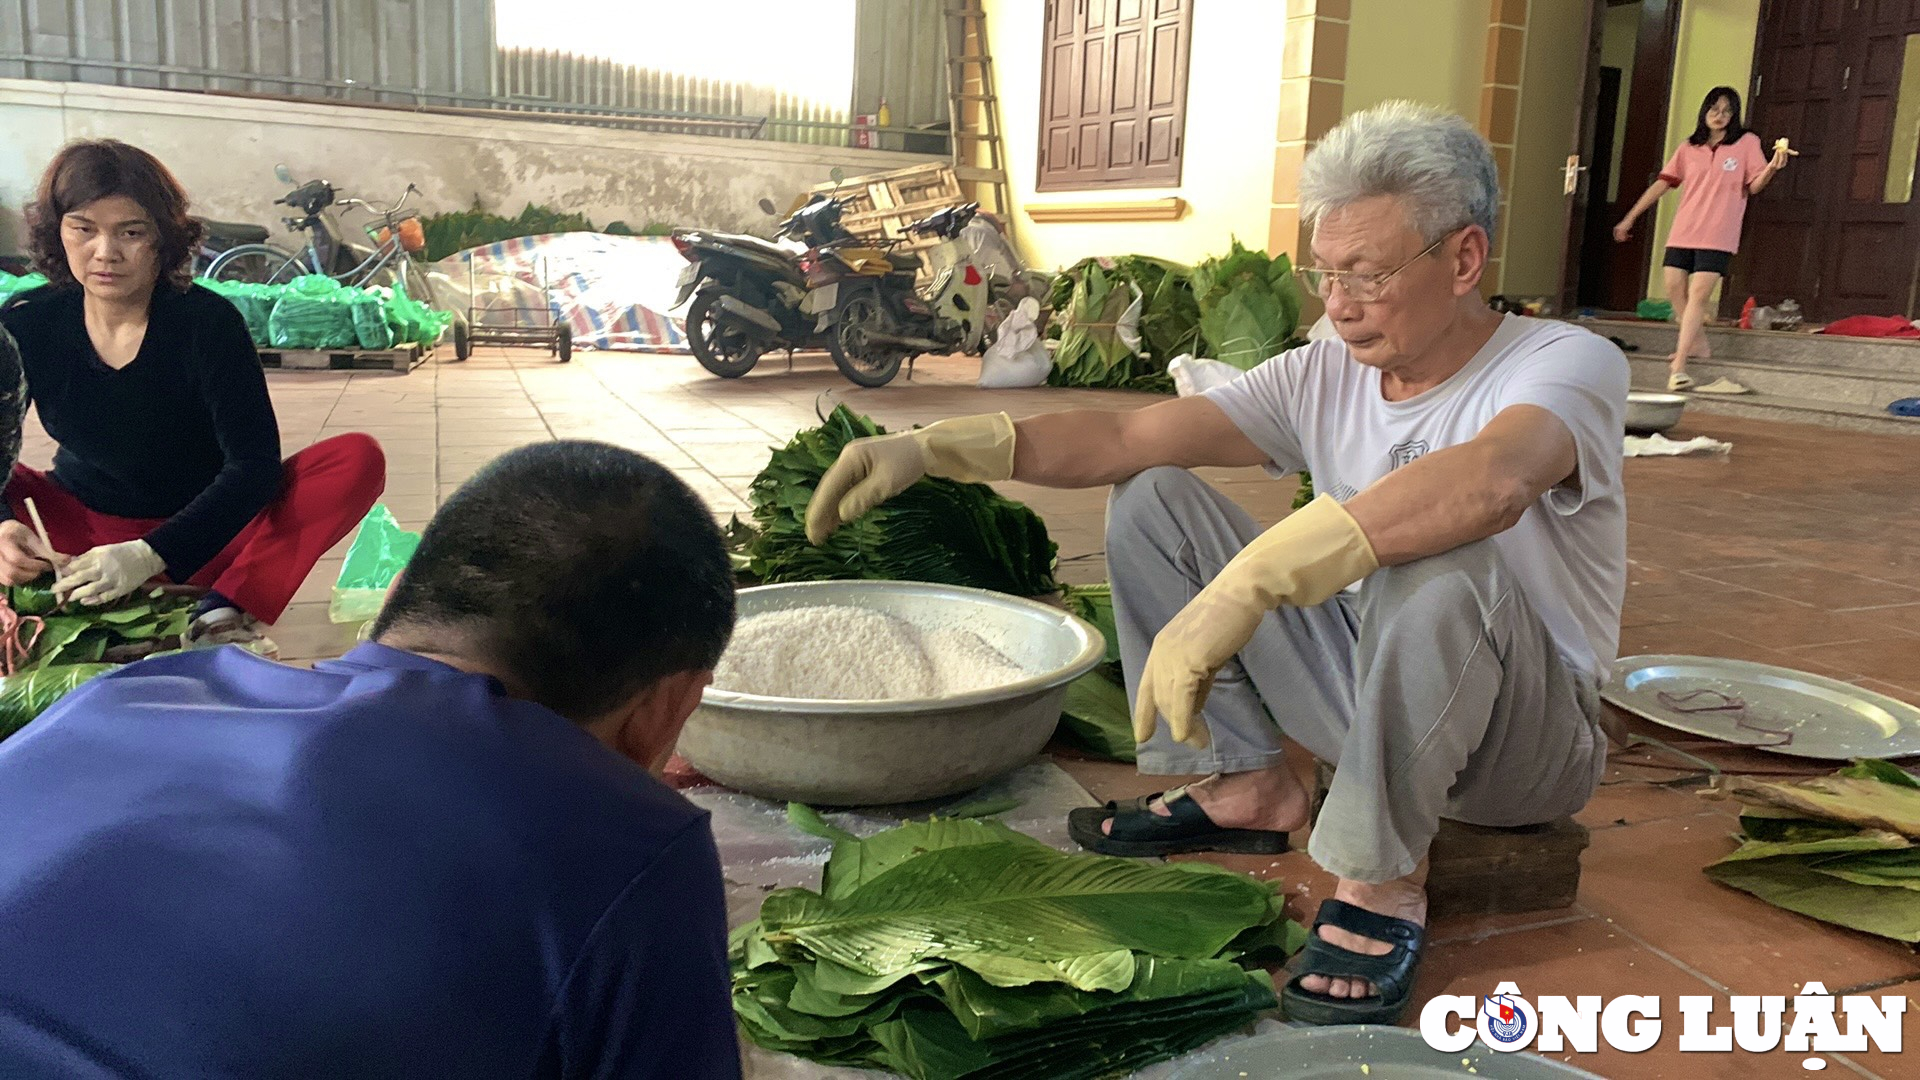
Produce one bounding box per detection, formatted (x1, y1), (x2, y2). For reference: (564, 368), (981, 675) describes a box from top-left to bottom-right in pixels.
(34, 346), (1918, 1077)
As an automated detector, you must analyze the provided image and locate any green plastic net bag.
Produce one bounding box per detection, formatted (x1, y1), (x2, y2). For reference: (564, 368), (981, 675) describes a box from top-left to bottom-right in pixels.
(269, 275), (358, 349)
(347, 290), (395, 350)
(330, 504), (422, 624)
(384, 279), (452, 347)
(1636, 298), (1674, 321)
(198, 278), (284, 345)
(0, 272), (50, 308)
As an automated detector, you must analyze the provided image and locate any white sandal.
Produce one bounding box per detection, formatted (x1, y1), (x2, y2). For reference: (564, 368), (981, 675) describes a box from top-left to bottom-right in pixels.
(1667, 371), (1695, 392)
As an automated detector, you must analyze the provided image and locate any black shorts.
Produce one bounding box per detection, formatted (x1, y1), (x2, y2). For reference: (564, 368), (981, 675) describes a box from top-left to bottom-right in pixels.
(1663, 246), (1733, 275)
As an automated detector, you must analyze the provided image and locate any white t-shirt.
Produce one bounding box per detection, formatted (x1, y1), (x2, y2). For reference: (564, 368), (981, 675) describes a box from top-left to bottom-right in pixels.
(1204, 315), (1629, 680)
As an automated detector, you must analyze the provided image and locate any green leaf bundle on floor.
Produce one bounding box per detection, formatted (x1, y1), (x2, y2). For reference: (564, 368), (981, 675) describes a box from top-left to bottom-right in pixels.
(733, 809), (1303, 1078)
(0, 579), (198, 741)
(733, 406), (1058, 598)
(1057, 583), (1134, 763)
(1703, 760), (1920, 941)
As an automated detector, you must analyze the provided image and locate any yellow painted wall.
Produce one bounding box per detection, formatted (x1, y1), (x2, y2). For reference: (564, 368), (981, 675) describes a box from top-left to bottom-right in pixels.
(1344, 0), (1489, 118)
(1601, 2), (1641, 203)
(980, 0), (1286, 270)
(1501, 0), (1592, 298)
(1646, 0), (1762, 297)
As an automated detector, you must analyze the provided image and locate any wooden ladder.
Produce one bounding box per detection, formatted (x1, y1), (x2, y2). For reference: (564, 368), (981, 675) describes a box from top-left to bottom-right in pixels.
(942, 3), (1012, 215)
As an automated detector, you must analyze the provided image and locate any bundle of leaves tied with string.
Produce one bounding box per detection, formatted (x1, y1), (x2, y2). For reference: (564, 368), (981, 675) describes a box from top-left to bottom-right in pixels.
(734, 405), (1058, 597)
(0, 576), (196, 741)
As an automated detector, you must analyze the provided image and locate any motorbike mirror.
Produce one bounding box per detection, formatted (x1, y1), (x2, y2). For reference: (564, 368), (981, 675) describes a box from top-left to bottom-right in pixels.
(758, 198), (778, 216)
(829, 166), (846, 183)
(274, 164), (294, 185)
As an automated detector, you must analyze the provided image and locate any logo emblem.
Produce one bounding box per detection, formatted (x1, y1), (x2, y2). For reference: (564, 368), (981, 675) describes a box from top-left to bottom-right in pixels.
(1477, 990), (1538, 1052)
(1723, 157), (1739, 172)
(1387, 440), (1430, 470)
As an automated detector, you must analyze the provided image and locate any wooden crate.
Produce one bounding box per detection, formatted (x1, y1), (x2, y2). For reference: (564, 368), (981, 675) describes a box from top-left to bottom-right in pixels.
(1312, 763), (1590, 919)
(258, 345), (424, 374)
(812, 162), (966, 257)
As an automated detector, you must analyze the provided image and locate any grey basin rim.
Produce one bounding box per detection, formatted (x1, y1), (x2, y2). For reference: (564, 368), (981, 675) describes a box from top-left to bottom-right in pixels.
(1166, 1025), (1605, 1078)
(702, 580), (1107, 714)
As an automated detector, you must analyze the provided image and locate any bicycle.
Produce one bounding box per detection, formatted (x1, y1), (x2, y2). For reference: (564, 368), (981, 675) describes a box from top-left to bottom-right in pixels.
(207, 165), (466, 358)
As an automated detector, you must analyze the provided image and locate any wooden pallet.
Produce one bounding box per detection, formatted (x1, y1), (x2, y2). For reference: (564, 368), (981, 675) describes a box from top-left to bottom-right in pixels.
(812, 161), (967, 256)
(258, 344), (425, 373)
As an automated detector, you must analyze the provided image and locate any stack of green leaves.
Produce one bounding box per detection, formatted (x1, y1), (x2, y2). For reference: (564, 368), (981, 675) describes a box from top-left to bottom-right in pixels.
(733, 808), (1302, 1079)
(1045, 257), (1200, 393)
(0, 578), (197, 740)
(1190, 241), (1301, 371)
(419, 201), (662, 262)
(736, 406), (1058, 598)
(1704, 759), (1920, 942)
(1057, 583), (1133, 763)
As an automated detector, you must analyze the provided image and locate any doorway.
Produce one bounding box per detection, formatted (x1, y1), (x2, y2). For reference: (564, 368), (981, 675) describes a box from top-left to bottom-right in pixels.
(1730, 0), (1920, 320)
(1572, 0), (1683, 313)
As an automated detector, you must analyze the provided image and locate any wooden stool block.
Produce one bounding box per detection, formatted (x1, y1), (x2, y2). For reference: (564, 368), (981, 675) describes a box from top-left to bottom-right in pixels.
(1311, 763), (1589, 919)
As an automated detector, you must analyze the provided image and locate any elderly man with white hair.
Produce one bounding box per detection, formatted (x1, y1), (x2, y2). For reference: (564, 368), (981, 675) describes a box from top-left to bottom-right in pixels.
(802, 101), (1628, 1025)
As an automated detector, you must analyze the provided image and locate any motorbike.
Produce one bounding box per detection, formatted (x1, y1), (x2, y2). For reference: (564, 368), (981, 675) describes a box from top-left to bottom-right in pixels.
(670, 167), (877, 381)
(805, 202), (1041, 385)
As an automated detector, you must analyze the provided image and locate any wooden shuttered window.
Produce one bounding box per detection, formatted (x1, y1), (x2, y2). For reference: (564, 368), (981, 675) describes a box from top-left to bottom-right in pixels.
(1036, 0), (1194, 191)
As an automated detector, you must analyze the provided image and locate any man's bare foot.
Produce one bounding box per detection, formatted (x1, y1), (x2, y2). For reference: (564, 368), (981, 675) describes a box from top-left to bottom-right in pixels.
(1297, 866), (1429, 1001)
(1100, 764), (1311, 836)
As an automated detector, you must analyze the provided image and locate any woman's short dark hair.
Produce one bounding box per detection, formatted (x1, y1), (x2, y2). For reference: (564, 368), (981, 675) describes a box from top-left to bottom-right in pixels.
(26, 140), (204, 292)
(372, 441), (737, 723)
(1688, 87), (1748, 147)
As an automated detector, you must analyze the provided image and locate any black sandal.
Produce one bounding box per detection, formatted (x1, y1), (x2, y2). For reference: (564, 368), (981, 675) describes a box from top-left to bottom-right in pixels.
(1280, 898), (1426, 1026)
(1066, 788), (1291, 857)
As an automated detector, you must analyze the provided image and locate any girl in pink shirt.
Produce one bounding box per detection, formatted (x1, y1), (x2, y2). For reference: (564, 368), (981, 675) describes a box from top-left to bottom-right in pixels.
(1613, 87), (1794, 391)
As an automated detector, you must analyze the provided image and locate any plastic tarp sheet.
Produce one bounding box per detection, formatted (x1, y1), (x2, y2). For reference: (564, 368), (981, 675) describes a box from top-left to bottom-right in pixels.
(433, 233), (689, 353)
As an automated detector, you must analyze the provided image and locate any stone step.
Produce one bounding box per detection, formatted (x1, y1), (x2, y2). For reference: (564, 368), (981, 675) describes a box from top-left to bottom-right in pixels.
(1625, 354), (1918, 411)
(1630, 379), (1920, 436)
(1586, 317), (1920, 376)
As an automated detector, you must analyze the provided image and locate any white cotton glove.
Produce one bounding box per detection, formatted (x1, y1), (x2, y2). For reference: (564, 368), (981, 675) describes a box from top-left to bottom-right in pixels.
(53, 539), (167, 607)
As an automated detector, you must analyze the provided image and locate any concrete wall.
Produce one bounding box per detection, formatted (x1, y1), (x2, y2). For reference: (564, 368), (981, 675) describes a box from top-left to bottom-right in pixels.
(1344, 0), (1489, 119)
(1646, 0), (1761, 297)
(980, 0), (1286, 271)
(0, 78), (940, 256)
(1500, 0), (1591, 298)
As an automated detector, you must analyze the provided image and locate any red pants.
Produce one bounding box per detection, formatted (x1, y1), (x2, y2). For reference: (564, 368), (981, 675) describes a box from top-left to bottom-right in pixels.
(6, 433), (387, 624)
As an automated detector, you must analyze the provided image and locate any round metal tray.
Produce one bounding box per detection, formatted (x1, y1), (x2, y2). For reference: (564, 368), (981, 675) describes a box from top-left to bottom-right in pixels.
(1167, 1026), (1603, 1078)
(1604, 654), (1920, 760)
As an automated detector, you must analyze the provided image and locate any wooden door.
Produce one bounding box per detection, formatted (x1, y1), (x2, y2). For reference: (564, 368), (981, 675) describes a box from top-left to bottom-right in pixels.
(1556, 0), (1611, 315)
(1567, 0), (1684, 312)
(1035, 0), (1192, 191)
(1737, 0), (1920, 319)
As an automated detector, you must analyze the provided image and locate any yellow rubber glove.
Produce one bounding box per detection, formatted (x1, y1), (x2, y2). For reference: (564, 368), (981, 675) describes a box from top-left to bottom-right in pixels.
(1133, 495), (1379, 750)
(804, 413), (1016, 545)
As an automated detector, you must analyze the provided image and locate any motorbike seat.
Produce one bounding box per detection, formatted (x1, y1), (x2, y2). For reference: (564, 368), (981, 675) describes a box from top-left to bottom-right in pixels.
(887, 252), (923, 270)
(698, 230), (796, 260)
(197, 218), (271, 245)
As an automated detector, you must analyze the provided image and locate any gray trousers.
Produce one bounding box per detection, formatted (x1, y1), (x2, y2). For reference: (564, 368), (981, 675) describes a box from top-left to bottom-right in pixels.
(1107, 468), (1608, 883)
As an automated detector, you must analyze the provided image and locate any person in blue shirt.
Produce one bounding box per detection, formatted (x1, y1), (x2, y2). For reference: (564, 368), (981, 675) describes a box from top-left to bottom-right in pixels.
(0, 439), (743, 1079)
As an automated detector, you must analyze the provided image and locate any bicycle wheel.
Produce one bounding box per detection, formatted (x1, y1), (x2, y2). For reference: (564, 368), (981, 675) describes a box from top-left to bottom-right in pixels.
(207, 244), (306, 285)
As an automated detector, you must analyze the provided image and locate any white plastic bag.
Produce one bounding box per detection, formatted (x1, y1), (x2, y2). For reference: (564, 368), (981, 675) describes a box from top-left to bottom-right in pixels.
(1307, 313), (1338, 342)
(979, 298), (1051, 388)
(1168, 353), (1249, 398)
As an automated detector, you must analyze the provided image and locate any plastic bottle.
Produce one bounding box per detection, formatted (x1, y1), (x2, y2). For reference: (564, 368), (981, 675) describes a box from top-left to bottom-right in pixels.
(877, 97), (892, 128)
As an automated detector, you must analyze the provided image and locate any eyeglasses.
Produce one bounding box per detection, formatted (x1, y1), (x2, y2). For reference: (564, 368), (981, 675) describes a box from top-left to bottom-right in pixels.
(1294, 227), (1465, 303)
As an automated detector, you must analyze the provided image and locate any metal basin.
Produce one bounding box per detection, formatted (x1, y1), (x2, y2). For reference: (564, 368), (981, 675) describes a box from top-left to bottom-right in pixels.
(679, 580), (1106, 806)
(1625, 391), (1687, 434)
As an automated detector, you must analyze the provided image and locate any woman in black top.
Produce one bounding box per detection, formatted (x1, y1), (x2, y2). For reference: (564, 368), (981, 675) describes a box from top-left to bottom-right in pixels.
(0, 140), (385, 643)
